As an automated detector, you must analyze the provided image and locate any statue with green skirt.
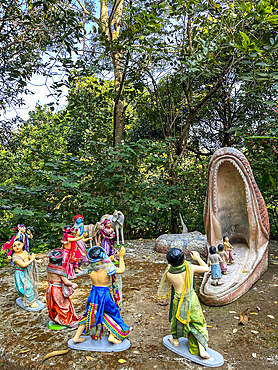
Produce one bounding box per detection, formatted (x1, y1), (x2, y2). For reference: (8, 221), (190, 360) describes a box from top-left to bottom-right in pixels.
(158, 248), (210, 359)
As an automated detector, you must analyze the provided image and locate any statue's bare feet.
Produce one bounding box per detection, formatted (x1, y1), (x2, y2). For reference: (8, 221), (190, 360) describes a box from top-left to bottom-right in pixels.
(169, 336), (179, 347)
(30, 302), (38, 308)
(108, 333), (122, 344)
(198, 342), (210, 359)
(73, 336), (86, 343)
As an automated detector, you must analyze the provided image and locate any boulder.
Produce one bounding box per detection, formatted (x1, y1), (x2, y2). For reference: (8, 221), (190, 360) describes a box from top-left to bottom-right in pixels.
(155, 231), (208, 258)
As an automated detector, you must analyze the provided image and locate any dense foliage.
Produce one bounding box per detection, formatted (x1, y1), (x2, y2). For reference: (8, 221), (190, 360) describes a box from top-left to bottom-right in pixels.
(0, 0), (277, 266)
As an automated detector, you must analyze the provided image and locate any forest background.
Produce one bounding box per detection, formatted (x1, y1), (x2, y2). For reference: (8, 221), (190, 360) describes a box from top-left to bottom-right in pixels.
(0, 0), (277, 266)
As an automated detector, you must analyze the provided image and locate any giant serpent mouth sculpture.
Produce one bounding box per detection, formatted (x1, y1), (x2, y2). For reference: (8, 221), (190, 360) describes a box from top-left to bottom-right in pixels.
(199, 147), (270, 306)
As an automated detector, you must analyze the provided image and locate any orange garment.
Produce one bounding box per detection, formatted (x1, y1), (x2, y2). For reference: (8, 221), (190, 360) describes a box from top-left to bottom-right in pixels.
(46, 280), (81, 327)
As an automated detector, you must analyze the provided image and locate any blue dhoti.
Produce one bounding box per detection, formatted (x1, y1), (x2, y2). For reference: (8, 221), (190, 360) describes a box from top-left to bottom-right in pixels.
(79, 285), (130, 340)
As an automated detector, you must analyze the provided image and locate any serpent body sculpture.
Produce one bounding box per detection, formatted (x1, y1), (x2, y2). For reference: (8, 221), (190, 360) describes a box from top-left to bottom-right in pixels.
(200, 147), (269, 306)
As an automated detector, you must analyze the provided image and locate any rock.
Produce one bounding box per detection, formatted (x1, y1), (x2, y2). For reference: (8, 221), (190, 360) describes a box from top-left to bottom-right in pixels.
(155, 231), (208, 258)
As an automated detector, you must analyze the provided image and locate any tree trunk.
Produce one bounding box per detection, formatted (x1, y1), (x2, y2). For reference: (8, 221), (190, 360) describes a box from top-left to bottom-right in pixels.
(100, 0), (125, 147)
(171, 207), (179, 234)
(113, 99), (125, 146)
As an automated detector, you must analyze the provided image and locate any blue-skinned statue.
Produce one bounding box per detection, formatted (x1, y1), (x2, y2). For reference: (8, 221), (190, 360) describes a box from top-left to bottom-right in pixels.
(72, 214), (88, 272)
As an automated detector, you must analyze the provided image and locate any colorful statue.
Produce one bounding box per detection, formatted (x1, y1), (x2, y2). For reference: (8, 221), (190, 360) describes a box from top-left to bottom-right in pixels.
(72, 214), (89, 271)
(158, 248), (210, 359)
(97, 219), (116, 260)
(217, 244), (228, 274)
(11, 240), (43, 309)
(72, 246), (130, 345)
(223, 236), (234, 264)
(14, 224), (33, 254)
(100, 210), (125, 245)
(61, 226), (88, 279)
(2, 224), (33, 257)
(208, 246), (223, 286)
(46, 249), (81, 328)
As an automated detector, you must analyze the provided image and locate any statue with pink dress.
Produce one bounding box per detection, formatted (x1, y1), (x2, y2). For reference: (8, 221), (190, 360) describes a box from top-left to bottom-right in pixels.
(217, 244), (228, 274)
(61, 226), (86, 279)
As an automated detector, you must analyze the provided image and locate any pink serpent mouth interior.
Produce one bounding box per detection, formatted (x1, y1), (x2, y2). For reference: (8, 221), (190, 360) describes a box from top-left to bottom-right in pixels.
(200, 147), (269, 304)
(217, 159), (250, 245)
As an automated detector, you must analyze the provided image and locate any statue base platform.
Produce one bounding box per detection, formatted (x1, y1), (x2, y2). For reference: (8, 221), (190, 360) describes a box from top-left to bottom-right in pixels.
(16, 297), (44, 312)
(75, 269), (88, 277)
(163, 335), (224, 367)
(48, 320), (68, 330)
(68, 336), (130, 352)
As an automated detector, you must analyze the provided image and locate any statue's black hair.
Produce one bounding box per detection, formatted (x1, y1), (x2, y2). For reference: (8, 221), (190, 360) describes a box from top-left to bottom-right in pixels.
(223, 235), (228, 241)
(49, 250), (63, 266)
(218, 244), (224, 252)
(88, 246), (103, 260)
(209, 246), (216, 254)
(63, 225), (72, 231)
(166, 248), (184, 267)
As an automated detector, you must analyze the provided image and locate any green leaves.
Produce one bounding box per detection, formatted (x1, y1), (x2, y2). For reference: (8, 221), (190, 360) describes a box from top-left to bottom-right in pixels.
(13, 208), (34, 216)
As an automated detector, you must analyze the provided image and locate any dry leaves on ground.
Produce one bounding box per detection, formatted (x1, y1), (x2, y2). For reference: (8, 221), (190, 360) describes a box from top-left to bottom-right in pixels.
(239, 308), (249, 325)
(19, 349), (31, 354)
(43, 349), (69, 362)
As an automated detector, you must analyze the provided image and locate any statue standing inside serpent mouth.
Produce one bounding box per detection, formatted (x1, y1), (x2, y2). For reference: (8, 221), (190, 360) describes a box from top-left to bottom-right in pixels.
(223, 236), (234, 264)
(208, 246), (223, 286)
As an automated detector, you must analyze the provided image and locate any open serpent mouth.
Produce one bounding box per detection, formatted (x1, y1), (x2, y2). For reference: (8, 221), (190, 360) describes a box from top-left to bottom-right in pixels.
(199, 147), (270, 306)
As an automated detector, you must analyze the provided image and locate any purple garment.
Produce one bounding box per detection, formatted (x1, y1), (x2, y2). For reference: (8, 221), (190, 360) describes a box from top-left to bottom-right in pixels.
(18, 233), (30, 253)
(100, 229), (115, 257)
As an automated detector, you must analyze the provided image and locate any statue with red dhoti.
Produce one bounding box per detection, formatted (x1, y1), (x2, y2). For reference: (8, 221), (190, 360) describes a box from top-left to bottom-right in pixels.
(46, 249), (81, 328)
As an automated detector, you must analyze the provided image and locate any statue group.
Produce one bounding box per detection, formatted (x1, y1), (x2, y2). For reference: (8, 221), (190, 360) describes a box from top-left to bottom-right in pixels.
(2, 215), (224, 366)
(1, 147), (270, 367)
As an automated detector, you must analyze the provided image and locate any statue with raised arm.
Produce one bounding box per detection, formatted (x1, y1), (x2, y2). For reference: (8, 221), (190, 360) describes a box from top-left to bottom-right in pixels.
(14, 224), (33, 254)
(223, 236), (234, 264)
(158, 248), (210, 360)
(72, 246), (130, 346)
(61, 225), (90, 279)
(72, 214), (90, 273)
(46, 249), (82, 328)
(2, 223), (33, 257)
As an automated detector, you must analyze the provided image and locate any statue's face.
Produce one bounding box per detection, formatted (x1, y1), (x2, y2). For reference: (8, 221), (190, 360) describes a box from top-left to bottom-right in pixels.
(106, 221), (111, 228)
(75, 217), (83, 224)
(18, 225), (26, 233)
(13, 241), (24, 253)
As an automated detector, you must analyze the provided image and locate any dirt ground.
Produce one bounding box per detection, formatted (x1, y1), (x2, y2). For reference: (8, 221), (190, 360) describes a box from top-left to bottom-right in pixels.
(0, 239), (277, 370)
